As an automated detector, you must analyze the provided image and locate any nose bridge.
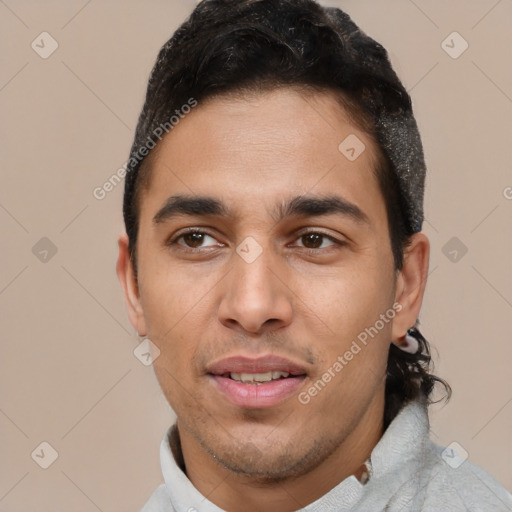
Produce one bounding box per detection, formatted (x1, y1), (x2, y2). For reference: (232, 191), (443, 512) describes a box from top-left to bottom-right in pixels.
(234, 239), (275, 294)
(218, 236), (292, 333)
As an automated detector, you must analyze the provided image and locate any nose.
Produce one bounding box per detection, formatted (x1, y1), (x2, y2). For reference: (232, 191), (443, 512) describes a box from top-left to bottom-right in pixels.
(217, 243), (293, 335)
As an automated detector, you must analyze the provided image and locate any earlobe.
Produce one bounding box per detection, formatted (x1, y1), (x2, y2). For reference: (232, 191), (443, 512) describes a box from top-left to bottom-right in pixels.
(116, 233), (147, 336)
(391, 232), (430, 346)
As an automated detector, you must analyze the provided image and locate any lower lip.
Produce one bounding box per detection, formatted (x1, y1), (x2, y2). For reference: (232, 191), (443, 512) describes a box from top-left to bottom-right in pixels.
(209, 375), (306, 408)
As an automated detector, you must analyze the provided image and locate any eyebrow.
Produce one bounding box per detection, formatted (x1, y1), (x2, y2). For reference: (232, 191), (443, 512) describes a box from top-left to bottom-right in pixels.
(152, 194), (370, 225)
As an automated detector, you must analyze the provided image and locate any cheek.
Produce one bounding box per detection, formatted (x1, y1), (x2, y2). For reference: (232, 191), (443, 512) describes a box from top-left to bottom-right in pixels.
(151, 327), (205, 416)
(137, 249), (217, 333)
(304, 260), (394, 338)
(136, 272), (207, 387)
(300, 278), (393, 422)
(301, 262), (395, 398)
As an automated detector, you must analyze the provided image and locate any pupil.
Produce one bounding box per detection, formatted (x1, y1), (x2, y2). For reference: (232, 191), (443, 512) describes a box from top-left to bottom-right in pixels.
(303, 234), (322, 248)
(185, 232), (203, 247)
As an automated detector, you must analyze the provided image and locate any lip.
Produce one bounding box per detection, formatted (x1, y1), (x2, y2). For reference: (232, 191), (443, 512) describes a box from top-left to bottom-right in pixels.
(209, 374), (306, 408)
(206, 354), (308, 409)
(206, 355), (308, 376)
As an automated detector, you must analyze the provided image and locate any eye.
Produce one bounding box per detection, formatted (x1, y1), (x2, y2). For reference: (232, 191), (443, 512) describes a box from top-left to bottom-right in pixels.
(168, 229), (223, 250)
(166, 228), (344, 254)
(292, 231), (340, 250)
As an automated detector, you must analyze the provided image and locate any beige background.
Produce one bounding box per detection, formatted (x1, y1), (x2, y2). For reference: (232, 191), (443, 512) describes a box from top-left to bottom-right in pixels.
(1, 0), (511, 510)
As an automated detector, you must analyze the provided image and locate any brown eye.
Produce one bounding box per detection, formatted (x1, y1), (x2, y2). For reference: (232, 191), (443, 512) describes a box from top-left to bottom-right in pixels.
(302, 233), (323, 248)
(168, 230), (221, 250)
(296, 232), (336, 250)
(182, 232), (206, 248)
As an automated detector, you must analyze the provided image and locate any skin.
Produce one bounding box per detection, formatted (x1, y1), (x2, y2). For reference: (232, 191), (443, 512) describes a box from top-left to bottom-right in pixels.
(117, 87), (429, 512)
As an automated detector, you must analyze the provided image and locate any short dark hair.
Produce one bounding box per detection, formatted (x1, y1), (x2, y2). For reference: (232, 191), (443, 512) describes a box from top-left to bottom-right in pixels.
(122, 0), (450, 425)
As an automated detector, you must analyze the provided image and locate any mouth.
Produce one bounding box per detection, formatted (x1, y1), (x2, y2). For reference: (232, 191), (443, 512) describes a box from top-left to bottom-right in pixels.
(221, 370), (296, 384)
(206, 355), (308, 408)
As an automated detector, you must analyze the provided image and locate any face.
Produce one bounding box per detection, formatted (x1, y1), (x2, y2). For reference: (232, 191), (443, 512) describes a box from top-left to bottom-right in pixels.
(123, 88), (406, 480)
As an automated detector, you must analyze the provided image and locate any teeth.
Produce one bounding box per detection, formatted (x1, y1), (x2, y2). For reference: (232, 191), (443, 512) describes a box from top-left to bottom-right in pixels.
(272, 371), (290, 380)
(230, 371), (290, 383)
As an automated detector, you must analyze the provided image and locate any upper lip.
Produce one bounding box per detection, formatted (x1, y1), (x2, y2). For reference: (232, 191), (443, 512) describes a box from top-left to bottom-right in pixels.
(206, 355), (308, 376)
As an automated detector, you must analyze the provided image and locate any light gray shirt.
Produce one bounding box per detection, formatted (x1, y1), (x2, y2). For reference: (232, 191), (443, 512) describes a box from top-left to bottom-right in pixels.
(141, 400), (512, 511)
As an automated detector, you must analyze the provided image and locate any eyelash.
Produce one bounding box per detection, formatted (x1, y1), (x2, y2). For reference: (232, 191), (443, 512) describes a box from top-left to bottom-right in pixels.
(166, 228), (346, 254)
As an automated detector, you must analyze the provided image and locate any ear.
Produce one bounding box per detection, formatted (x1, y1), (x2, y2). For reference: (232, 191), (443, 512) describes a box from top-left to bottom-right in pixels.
(116, 233), (147, 336)
(391, 232), (430, 346)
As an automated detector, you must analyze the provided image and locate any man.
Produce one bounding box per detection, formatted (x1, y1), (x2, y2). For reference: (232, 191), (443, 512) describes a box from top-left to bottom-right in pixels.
(116, 1), (512, 510)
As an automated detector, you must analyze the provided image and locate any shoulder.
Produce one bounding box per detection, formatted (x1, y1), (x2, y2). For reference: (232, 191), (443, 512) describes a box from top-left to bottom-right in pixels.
(140, 484), (176, 512)
(419, 441), (512, 512)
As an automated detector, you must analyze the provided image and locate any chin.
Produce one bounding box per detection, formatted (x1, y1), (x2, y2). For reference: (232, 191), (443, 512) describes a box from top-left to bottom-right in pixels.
(200, 429), (333, 483)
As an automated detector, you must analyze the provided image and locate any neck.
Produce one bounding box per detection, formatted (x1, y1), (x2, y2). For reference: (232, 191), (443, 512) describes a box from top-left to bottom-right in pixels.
(177, 390), (385, 512)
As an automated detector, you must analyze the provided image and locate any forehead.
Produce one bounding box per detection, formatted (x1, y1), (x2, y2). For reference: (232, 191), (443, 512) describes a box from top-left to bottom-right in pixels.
(137, 87), (387, 229)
